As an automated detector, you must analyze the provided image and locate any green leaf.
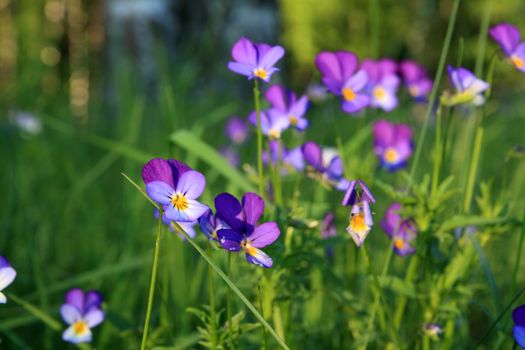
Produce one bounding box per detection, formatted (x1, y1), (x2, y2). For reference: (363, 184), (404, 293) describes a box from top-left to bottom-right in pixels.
(170, 129), (256, 193)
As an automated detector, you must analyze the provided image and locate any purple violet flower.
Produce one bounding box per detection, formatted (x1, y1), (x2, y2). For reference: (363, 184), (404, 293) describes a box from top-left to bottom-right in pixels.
(143, 158), (208, 222)
(381, 203), (417, 256)
(513, 304), (525, 348)
(215, 192), (280, 268)
(423, 323), (443, 339)
(399, 60), (433, 101)
(342, 180), (376, 247)
(372, 119), (413, 171)
(444, 66), (489, 106)
(315, 51), (370, 114)
(265, 85), (309, 131)
(0, 256), (16, 304)
(154, 208), (198, 239)
(321, 212), (336, 239)
(249, 109), (290, 139)
(227, 37), (285, 82)
(225, 117), (249, 145)
(302, 141), (349, 191)
(198, 209), (229, 241)
(361, 59), (400, 112)
(220, 146), (240, 168)
(60, 288), (104, 344)
(490, 23), (525, 72)
(263, 141), (304, 173)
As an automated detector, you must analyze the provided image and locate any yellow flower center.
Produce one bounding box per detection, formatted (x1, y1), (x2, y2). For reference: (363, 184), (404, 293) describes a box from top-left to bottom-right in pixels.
(241, 240), (256, 256)
(349, 213), (369, 235)
(373, 86), (386, 100)
(72, 320), (89, 335)
(384, 147), (399, 164)
(289, 115), (298, 126)
(253, 68), (268, 79)
(511, 55), (524, 69)
(342, 87), (357, 101)
(268, 129), (281, 139)
(409, 85), (420, 97)
(394, 238), (405, 250)
(171, 193), (189, 210)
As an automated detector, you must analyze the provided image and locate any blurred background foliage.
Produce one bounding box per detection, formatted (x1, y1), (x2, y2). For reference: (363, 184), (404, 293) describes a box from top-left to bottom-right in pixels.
(1, 0), (525, 349)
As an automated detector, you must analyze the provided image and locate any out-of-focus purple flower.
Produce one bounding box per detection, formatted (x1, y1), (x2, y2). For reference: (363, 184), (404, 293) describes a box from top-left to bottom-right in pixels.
(215, 192), (280, 268)
(227, 37), (285, 82)
(361, 59), (400, 112)
(513, 304), (525, 348)
(302, 141), (349, 191)
(399, 60), (433, 101)
(263, 141), (304, 174)
(0, 256), (16, 304)
(9, 111), (43, 136)
(315, 51), (369, 114)
(423, 323), (443, 339)
(60, 288), (104, 344)
(249, 109), (290, 139)
(381, 203), (417, 256)
(372, 119), (413, 171)
(321, 212), (336, 239)
(220, 146), (240, 168)
(198, 210), (229, 241)
(284, 146), (305, 172)
(265, 85), (309, 131)
(225, 117), (249, 144)
(490, 23), (525, 72)
(306, 83), (329, 102)
(342, 180), (376, 247)
(443, 66), (489, 106)
(142, 158), (208, 222)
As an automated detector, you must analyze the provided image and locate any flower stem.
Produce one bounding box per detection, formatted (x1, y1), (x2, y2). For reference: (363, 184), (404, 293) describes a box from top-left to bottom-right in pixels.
(258, 284), (269, 350)
(208, 254), (218, 349)
(431, 106), (443, 195)
(512, 204), (525, 294)
(463, 127), (483, 213)
(253, 79), (265, 196)
(227, 253), (235, 350)
(393, 256), (419, 329)
(178, 227), (290, 350)
(140, 210), (163, 350)
(408, 0), (461, 185)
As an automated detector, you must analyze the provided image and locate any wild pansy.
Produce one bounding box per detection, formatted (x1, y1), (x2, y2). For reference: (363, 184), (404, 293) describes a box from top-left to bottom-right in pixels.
(513, 304), (525, 348)
(225, 116), (249, 145)
(227, 37), (285, 82)
(263, 141), (305, 173)
(60, 288), (104, 344)
(198, 209), (228, 241)
(423, 323), (443, 340)
(249, 108), (290, 140)
(215, 192), (280, 268)
(372, 119), (413, 171)
(154, 209), (198, 239)
(381, 203), (417, 256)
(143, 158), (208, 222)
(265, 85), (309, 131)
(490, 23), (525, 72)
(399, 60), (433, 101)
(0, 256), (16, 303)
(442, 66), (489, 106)
(320, 212), (336, 240)
(315, 51), (369, 114)
(302, 141), (349, 191)
(342, 179), (376, 247)
(361, 59), (400, 112)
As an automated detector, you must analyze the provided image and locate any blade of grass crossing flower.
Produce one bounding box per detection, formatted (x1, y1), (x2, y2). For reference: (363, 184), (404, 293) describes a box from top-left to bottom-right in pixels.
(169, 130), (257, 193)
(408, 0), (461, 184)
(177, 226), (290, 350)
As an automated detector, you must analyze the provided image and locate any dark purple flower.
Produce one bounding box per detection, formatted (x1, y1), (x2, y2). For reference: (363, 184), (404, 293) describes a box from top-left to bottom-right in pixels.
(302, 141), (350, 191)
(215, 192), (280, 268)
(315, 51), (369, 114)
(444, 66), (489, 106)
(265, 85), (309, 131)
(399, 60), (433, 101)
(249, 108), (290, 139)
(321, 212), (336, 239)
(225, 117), (249, 144)
(361, 59), (400, 112)
(60, 288), (104, 344)
(342, 180), (376, 247)
(372, 119), (413, 171)
(381, 203), (417, 256)
(227, 37), (285, 82)
(198, 210), (229, 241)
(513, 305), (525, 348)
(142, 158), (208, 222)
(490, 23), (525, 72)
(0, 256), (16, 304)
(220, 146), (240, 168)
